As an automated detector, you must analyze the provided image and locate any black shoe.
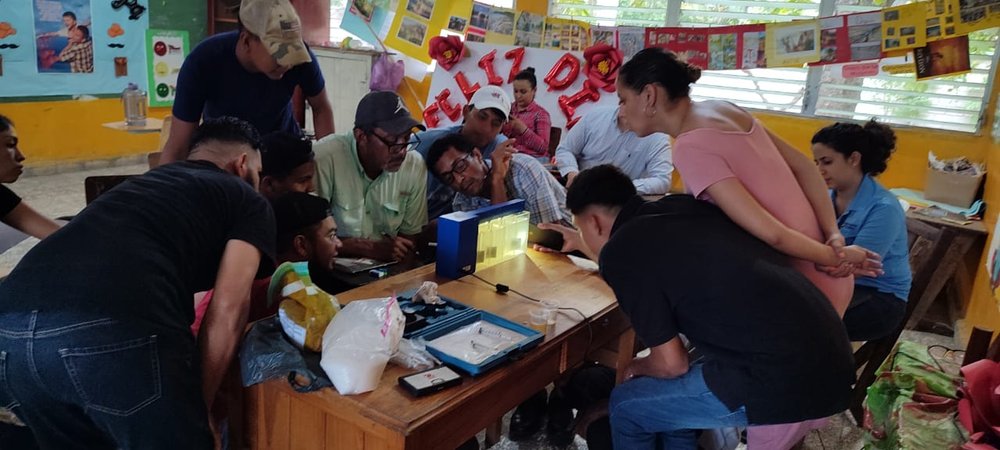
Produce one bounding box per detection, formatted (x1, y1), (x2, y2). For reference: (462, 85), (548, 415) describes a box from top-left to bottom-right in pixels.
(585, 416), (613, 450)
(546, 388), (576, 447)
(455, 436), (479, 450)
(508, 389), (548, 441)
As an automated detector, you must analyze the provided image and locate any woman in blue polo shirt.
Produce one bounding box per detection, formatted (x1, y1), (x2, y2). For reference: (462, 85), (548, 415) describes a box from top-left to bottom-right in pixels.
(812, 119), (911, 341)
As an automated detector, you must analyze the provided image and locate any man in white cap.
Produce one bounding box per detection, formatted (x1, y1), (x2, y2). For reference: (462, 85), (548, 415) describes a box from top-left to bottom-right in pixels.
(313, 91), (428, 264)
(412, 85), (513, 220)
(160, 0), (335, 165)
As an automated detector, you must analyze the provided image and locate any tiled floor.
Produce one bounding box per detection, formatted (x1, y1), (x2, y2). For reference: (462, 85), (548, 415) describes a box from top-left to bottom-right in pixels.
(0, 161), (965, 450)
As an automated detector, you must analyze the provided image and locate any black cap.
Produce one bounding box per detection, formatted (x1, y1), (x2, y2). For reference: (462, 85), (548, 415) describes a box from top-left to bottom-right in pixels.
(271, 192), (331, 238)
(355, 91), (426, 136)
(261, 131), (314, 178)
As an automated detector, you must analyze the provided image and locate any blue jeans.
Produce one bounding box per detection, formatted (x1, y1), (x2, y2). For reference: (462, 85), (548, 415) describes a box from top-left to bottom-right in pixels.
(0, 310), (212, 450)
(609, 364), (748, 450)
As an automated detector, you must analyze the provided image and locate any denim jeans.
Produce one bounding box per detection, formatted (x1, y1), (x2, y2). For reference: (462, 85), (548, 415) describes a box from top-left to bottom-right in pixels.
(609, 363), (748, 450)
(0, 310), (212, 450)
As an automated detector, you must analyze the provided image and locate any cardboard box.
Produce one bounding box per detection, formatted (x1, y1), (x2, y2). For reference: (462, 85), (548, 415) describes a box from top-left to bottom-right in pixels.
(925, 168), (983, 208)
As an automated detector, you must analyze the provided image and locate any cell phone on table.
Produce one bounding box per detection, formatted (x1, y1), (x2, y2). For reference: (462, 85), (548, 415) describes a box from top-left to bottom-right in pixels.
(399, 366), (463, 397)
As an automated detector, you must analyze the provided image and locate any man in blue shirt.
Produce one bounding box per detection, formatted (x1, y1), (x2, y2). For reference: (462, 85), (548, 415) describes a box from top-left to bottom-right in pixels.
(413, 85), (511, 220)
(160, 0), (334, 165)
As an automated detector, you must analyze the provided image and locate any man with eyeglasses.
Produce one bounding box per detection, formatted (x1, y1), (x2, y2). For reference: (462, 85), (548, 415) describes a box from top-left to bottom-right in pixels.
(413, 85), (512, 221)
(426, 133), (572, 227)
(312, 91), (428, 263)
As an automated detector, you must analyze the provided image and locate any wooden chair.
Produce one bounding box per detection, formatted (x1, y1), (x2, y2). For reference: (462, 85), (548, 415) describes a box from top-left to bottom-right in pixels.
(147, 115), (172, 169)
(548, 127), (562, 158)
(849, 217), (947, 423)
(84, 175), (137, 204)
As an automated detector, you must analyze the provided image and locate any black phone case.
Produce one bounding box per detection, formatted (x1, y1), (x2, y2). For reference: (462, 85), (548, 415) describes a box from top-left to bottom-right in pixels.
(398, 367), (463, 397)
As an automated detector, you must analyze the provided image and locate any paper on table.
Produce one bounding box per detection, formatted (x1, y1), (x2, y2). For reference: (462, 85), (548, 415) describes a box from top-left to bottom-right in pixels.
(566, 254), (598, 272)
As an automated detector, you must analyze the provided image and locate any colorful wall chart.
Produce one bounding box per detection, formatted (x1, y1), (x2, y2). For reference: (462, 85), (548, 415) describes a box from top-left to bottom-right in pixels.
(145, 29), (187, 107)
(0, 0), (149, 97)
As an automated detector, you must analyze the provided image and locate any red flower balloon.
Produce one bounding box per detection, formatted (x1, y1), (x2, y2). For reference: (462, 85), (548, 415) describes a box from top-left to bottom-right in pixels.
(477, 49), (504, 86)
(454, 71), (480, 101)
(505, 47), (526, 83)
(428, 35), (466, 71)
(583, 43), (624, 93)
(544, 53), (581, 92)
(435, 89), (463, 122)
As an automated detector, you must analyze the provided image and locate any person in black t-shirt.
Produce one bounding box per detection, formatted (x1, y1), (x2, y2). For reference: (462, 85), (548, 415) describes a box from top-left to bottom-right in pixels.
(0, 115), (61, 239)
(0, 117), (275, 449)
(555, 165), (854, 449)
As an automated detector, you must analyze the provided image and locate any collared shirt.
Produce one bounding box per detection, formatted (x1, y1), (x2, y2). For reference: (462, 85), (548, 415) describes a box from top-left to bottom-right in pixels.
(555, 106), (673, 195)
(835, 175), (911, 301)
(59, 40), (94, 73)
(313, 133), (428, 239)
(414, 125), (507, 220)
(501, 101), (552, 158)
(600, 195), (855, 425)
(453, 153), (571, 225)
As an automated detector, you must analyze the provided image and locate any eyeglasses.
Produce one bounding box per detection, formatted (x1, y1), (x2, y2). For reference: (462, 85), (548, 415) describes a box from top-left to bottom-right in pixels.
(369, 131), (421, 154)
(439, 153), (473, 185)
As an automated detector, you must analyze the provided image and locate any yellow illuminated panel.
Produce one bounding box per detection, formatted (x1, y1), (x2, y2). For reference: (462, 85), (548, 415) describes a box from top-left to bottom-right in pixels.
(476, 210), (530, 270)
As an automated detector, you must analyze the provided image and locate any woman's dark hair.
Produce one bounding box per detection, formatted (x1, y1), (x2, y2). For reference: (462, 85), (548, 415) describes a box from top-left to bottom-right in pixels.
(0, 115), (12, 133)
(811, 119), (896, 176)
(76, 25), (90, 40)
(619, 47), (701, 100)
(514, 67), (537, 90)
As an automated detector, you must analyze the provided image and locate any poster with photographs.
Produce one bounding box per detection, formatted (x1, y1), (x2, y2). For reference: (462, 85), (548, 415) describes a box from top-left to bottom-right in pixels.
(469, 2), (490, 33)
(592, 26), (616, 46)
(914, 34), (971, 80)
(543, 18), (590, 51)
(485, 6), (516, 45)
(447, 16), (468, 33)
(707, 30), (737, 70)
(396, 16), (428, 47)
(385, 0), (452, 63)
(765, 20), (820, 67)
(515, 12), (544, 48)
(955, 0), (1000, 35)
(847, 11), (883, 62)
(350, 0), (376, 22)
(881, 3), (927, 52)
(405, 0), (434, 20)
(35, 0), (93, 73)
(740, 25), (767, 69)
(617, 27), (645, 60)
(466, 27), (486, 43)
(645, 28), (709, 68)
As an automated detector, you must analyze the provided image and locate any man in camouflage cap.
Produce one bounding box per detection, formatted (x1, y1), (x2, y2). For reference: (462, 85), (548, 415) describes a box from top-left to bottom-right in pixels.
(160, 0), (335, 165)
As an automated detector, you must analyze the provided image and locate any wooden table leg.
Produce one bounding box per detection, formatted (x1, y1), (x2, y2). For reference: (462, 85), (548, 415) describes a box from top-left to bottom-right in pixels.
(485, 419), (503, 447)
(906, 230), (974, 330)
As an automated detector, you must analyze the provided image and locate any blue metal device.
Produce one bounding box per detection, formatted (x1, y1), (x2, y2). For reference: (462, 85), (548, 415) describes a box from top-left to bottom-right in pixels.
(436, 199), (526, 279)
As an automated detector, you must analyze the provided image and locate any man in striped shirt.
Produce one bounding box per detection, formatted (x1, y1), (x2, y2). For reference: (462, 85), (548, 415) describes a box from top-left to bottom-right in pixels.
(58, 25), (94, 73)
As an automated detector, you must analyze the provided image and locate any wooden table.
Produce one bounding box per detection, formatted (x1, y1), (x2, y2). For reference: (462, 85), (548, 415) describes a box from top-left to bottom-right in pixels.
(244, 250), (632, 450)
(904, 211), (987, 331)
(101, 117), (164, 133)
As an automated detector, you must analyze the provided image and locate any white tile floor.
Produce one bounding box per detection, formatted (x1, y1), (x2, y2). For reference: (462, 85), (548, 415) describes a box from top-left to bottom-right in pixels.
(0, 160), (964, 450)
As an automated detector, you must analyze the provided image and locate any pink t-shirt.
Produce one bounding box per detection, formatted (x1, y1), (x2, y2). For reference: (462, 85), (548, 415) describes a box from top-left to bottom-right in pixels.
(674, 120), (852, 316)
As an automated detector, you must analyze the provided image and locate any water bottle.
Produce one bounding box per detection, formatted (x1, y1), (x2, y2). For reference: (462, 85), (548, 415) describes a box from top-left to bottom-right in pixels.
(122, 83), (147, 127)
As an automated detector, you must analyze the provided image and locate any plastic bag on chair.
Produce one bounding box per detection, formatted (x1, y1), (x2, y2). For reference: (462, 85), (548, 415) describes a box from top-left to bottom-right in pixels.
(370, 53), (404, 92)
(320, 296), (405, 395)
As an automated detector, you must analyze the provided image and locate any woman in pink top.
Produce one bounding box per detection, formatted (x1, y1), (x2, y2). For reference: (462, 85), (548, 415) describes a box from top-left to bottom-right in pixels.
(502, 67), (552, 161)
(615, 47), (880, 449)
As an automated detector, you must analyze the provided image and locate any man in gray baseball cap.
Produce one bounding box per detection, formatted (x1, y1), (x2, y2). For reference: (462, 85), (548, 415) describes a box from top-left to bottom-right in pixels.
(312, 91), (429, 265)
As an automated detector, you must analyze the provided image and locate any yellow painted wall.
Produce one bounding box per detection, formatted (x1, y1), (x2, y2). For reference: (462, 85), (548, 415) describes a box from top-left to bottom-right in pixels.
(1, 99), (171, 165)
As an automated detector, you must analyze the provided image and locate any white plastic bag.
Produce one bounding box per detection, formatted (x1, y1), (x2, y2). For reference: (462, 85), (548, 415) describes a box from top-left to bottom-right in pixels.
(320, 297), (404, 395)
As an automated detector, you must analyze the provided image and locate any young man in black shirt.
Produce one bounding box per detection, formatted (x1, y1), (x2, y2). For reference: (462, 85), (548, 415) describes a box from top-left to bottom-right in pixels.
(556, 165), (855, 449)
(0, 117), (275, 449)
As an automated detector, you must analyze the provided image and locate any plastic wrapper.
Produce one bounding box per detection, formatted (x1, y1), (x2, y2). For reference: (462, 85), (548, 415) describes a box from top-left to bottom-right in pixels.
(272, 262), (340, 352)
(369, 53), (404, 92)
(412, 281), (443, 305)
(390, 338), (441, 370)
(239, 316), (332, 392)
(320, 297), (405, 395)
(928, 152), (985, 176)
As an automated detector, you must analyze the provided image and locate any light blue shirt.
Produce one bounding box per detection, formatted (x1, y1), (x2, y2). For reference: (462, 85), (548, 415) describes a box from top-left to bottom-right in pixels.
(555, 106), (674, 195)
(836, 175), (911, 301)
(414, 125), (507, 220)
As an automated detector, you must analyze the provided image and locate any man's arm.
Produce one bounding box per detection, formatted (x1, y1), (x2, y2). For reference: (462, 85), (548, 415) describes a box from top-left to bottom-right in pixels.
(3, 203), (61, 240)
(632, 136), (674, 195)
(198, 240), (261, 411)
(159, 117), (198, 165)
(626, 337), (689, 379)
(307, 89), (335, 138)
(338, 236), (414, 261)
(554, 118), (587, 182)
